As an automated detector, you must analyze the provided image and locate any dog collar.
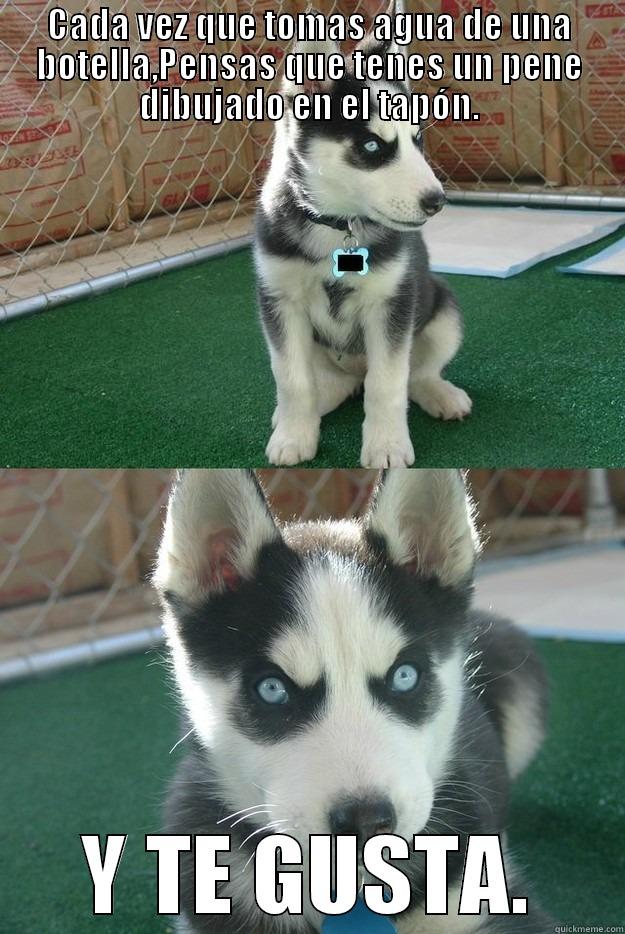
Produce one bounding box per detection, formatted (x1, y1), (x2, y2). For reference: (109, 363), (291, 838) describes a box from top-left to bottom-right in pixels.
(302, 209), (355, 232)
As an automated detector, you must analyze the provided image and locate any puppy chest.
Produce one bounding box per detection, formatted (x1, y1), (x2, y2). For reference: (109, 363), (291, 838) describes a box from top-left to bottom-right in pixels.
(260, 252), (410, 351)
(310, 267), (403, 348)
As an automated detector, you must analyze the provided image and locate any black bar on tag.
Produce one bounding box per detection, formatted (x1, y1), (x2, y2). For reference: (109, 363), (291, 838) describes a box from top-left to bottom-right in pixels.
(337, 252), (364, 273)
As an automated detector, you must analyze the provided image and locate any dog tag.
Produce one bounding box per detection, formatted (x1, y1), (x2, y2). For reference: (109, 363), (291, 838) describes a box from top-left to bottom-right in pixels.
(321, 897), (396, 932)
(332, 247), (369, 278)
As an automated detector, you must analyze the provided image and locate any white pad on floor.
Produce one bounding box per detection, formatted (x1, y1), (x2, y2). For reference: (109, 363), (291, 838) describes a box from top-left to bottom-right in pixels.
(559, 235), (625, 277)
(423, 204), (625, 278)
(475, 545), (625, 643)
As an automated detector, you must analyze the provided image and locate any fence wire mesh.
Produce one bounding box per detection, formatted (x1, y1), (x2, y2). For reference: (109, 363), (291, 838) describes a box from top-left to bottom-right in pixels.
(1, 0), (624, 313)
(1, 468), (623, 680)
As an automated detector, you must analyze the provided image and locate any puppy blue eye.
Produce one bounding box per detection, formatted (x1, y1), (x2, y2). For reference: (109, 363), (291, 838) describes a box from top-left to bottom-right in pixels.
(256, 676), (289, 705)
(390, 663), (419, 693)
(414, 130), (423, 144)
(362, 138), (380, 153)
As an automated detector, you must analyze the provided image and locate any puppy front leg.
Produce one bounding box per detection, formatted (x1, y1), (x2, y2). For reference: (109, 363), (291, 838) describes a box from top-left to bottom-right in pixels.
(265, 302), (320, 466)
(361, 321), (414, 468)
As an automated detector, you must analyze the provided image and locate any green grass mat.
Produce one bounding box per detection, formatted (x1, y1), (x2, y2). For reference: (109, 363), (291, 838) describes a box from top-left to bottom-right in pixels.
(3, 227), (625, 467)
(0, 639), (623, 932)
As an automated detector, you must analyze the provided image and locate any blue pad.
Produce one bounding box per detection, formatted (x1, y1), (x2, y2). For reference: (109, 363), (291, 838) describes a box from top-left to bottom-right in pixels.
(321, 897), (396, 932)
(558, 235), (625, 276)
(423, 204), (625, 278)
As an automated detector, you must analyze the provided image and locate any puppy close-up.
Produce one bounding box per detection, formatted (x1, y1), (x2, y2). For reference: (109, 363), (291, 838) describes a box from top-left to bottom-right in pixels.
(255, 31), (472, 468)
(155, 468), (553, 933)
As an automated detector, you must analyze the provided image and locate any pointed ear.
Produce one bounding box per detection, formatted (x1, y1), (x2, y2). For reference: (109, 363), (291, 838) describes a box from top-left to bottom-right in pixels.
(359, 0), (395, 20)
(349, 1), (402, 65)
(365, 470), (480, 587)
(154, 470), (280, 603)
(352, 32), (400, 63)
(281, 37), (341, 97)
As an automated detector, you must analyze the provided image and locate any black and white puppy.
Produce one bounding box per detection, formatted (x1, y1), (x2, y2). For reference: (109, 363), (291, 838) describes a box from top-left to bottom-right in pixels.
(155, 469), (553, 933)
(255, 35), (472, 467)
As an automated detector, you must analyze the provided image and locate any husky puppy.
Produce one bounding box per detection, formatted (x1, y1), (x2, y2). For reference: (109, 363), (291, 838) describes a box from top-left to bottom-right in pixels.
(155, 469), (552, 933)
(255, 34), (472, 468)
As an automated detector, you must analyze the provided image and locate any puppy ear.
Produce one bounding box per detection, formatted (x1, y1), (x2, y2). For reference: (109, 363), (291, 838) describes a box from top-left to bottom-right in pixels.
(351, 31), (401, 66)
(281, 37), (341, 97)
(360, 0), (396, 19)
(365, 469), (480, 587)
(348, 0), (402, 65)
(154, 470), (279, 603)
(353, 33), (398, 54)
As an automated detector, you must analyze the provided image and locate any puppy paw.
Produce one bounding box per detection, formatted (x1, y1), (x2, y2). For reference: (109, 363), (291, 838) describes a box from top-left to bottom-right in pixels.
(266, 418), (319, 466)
(410, 378), (472, 421)
(360, 424), (415, 468)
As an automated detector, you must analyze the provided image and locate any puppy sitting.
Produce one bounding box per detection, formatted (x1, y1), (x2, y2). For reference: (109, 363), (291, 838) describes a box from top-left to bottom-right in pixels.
(255, 32), (472, 467)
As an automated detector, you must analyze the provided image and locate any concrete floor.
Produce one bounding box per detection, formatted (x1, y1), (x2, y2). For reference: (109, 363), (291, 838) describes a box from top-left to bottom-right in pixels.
(476, 542), (625, 642)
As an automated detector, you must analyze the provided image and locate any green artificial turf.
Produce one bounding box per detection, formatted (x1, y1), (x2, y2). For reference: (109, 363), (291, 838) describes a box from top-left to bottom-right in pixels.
(2, 226), (625, 467)
(0, 640), (624, 932)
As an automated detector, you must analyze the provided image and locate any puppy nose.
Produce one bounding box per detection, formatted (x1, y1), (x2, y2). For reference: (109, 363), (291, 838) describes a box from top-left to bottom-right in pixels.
(420, 190), (447, 216)
(329, 796), (396, 839)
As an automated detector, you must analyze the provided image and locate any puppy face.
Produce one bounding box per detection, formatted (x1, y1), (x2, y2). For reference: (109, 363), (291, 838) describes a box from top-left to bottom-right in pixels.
(155, 470), (479, 867)
(280, 39), (445, 228)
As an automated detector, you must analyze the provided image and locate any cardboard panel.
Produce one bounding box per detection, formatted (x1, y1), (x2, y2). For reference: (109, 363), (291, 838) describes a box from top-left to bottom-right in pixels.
(558, 0), (625, 186)
(0, 471), (113, 612)
(0, 1), (115, 254)
(113, 0), (256, 220)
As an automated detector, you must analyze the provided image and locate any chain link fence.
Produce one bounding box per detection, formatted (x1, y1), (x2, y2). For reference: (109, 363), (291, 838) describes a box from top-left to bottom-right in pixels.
(1, 468), (623, 682)
(1, 0), (624, 316)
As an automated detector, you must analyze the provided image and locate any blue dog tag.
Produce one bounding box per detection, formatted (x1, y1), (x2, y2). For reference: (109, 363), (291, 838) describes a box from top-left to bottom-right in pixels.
(332, 247), (369, 278)
(321, 897), (396, 933)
